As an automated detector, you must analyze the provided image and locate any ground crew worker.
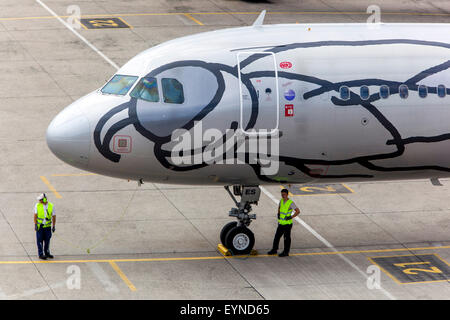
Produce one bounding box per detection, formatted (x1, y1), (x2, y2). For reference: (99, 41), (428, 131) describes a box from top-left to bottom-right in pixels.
(267, 189), (300, 257)
(34, 193), (56, 260)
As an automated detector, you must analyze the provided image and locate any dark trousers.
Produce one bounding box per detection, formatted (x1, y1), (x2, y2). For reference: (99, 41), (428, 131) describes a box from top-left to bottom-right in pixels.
(36, 227), (52, 257)
(271, 224), (292, 254)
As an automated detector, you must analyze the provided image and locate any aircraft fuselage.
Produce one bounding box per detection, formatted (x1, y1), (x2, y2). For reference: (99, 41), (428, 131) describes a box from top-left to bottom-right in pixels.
(46, 23), (450, 185)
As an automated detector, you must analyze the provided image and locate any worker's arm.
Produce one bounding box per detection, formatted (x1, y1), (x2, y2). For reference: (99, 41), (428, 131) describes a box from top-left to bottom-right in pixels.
(52, 215), (56, 232)
(34, 213), (37, 225)
(291, 208), (300, 219)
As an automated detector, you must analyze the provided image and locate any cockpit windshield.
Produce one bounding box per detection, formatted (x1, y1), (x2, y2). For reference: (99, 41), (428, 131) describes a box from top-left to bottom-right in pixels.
(130, 77), (159, 102)
(162, 78), (184, 104)
(101, 75), (138, 95)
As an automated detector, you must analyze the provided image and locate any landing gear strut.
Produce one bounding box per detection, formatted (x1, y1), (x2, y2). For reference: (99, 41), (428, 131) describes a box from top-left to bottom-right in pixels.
(220, 185), (260, 255)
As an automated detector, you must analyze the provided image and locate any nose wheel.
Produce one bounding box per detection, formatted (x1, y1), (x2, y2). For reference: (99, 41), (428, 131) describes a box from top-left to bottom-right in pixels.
(220, 185), (260, 255)
(223, 225), (255, 255)
(220, 221), (237, 246)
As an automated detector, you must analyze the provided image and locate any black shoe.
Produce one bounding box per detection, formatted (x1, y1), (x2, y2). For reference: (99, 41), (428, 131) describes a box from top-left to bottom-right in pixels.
(39, 255), (47, 260)
(267, 249), (277, 255)
(45, 254), (54, 259)
(278, 252), (289, 257)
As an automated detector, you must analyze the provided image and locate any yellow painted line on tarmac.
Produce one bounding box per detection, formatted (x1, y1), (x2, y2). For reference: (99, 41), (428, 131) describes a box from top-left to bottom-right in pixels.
(0, 15), (56, 21)
(0, 11), (449, 22)
(51, 173), (97, 177)
(183, 13), (204, 25)
(289, 245), (450, 257)
(75, 17), (88, 30)
(341, 183), (355, 193)
(109, 261), (137, 291)
(39, 176), (62, 199)
(0, 245), (449, 265)
(259, 11), (450, 16)
(116, 16), (134, 29)
(0, 256), (224, 264)
(112, 11), (450, 17)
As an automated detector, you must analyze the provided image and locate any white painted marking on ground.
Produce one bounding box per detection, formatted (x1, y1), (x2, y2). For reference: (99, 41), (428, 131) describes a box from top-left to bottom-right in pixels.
(2, 281), (65, 299)
(35, 0), (120, 70)
(260, 186), (396, 300)
(87, 262), (119, 293)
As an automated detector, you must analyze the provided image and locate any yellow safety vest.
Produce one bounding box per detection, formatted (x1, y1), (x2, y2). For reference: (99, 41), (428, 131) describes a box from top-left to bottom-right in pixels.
(36, 202), (53, 229)
(278, 199), (293, 225)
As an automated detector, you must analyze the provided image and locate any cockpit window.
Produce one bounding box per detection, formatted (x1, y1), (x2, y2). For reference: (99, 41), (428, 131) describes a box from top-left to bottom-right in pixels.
(162, 78), (185, 104)
(130, 77), (159, 102)
(101, 75), (138, 96)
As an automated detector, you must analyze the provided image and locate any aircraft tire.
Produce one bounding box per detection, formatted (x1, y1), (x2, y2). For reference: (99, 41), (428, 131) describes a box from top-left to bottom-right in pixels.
(225, 226), (255, 255)
(220, 221), (238, 245)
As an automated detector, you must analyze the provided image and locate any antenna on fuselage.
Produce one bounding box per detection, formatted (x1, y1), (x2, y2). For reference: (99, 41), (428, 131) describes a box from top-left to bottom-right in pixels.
(252, 10), (266, 27)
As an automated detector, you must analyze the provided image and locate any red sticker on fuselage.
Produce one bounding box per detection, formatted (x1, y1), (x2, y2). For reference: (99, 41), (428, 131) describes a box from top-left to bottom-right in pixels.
(280, 61), (292, 69)
(285, 104), (294, 117)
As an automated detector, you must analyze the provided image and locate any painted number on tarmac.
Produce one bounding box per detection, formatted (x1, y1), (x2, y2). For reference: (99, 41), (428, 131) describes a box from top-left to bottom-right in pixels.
(283, 184), (353, 195)
(369, 254), (450, 284)
(79, 17), (132, 29)
(394, 261), (443, 275)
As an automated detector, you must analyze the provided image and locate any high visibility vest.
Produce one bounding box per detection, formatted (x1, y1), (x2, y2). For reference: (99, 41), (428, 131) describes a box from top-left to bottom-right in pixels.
(36, 202), (53, 229)
(278, 199), (293, 225)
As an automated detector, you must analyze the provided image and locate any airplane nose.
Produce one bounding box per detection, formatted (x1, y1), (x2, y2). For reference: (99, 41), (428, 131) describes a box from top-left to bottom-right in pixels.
(46, 105), (91, 169)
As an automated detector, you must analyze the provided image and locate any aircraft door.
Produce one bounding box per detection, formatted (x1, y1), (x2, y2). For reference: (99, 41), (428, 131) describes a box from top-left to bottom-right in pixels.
(237, 52), (279, 135)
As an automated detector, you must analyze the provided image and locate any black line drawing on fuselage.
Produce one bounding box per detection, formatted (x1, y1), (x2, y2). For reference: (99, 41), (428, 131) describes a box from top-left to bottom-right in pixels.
(94, 39), (450, 182)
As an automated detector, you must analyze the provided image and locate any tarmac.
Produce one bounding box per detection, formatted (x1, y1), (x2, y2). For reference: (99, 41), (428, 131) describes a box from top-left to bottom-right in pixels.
(0, 0), (449, 299)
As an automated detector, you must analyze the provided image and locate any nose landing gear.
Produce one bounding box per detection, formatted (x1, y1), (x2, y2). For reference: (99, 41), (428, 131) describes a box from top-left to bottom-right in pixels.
(220, 185), (260, 255)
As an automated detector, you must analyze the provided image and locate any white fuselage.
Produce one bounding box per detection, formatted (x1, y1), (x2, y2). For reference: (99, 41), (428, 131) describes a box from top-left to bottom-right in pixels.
(46, 23), (450, 185)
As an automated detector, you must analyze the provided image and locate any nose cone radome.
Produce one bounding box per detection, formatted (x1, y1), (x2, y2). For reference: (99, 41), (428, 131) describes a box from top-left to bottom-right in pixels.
(46, 105), (91, 169)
